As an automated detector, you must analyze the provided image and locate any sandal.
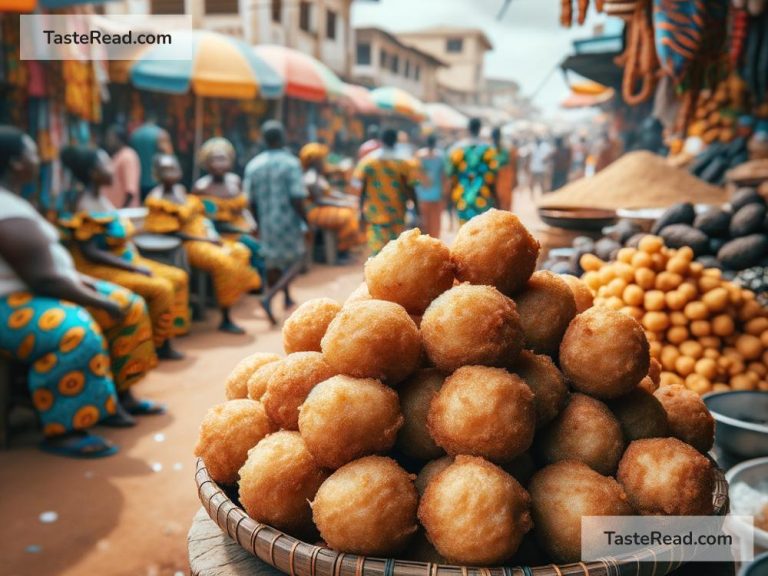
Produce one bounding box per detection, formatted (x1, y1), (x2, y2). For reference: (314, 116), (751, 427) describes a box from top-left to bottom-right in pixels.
(40, 433), (118, 459)
(126, 399), (167, 416)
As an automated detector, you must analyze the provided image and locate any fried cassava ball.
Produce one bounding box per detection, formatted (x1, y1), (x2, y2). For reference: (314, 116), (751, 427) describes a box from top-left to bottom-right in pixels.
(418, 455), (533, 565)
(617, 438), (714, 515)
(224, 352), (281, 400)
(364, 229), (454, 314)
(512, 350), (569, 428)
(515, 271), (577, 356)
(312, 456), (418, 555)
(450, 209), (540, 296)
(654, 385), (715, 453)
(428, 366), (535, 463)
(396, 369), (446, 461)
(535, 393), (625, 475)
(282, 298), (342, 354)
(262, 352), (337, 430)
(194, 400), (276, 485)
(238, 431), (328, 537)
(299, 375), (404, 469)
(560, 274), (594, 313)
(321, 300), (421, 384)
(246, 359), (283, 401)
(607, 388), (669, 441)
(529, 461), (634, 563)
(560, 307), (650, 399)
(421, 284), (524, 372)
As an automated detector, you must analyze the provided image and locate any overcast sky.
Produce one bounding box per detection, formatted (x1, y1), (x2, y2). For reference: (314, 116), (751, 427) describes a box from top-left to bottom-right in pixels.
(351, 0), (610, 117)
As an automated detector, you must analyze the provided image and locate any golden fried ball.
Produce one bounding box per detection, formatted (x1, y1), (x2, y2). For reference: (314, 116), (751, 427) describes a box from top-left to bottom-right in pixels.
(513, 350), (569, 427)
(421, 285), (524, 372)
(262, 352), (337, 430)
(648, 357), (662, 388)
(396, 369), (446, 461)
(428, 366), (535, 463)
(654, 385), (715, 453)
(282, 298), (341, 354)
(238, 431), (328, 537)
(450, 209), (540, 296)
(299, 375), (404, 469)
(247, 359), (283, 401)
(364, 229), (454, 314)
(344, 282), (372, 305)
(560, 307), (650, 399)
(515, 271), (577, 356)
(194, 400), (276, 485)
(617, 438), (715, 515)
(560, 274), (594, 313)
(535, 393), (625, 475)
(607, 388), (668, 441)
(321, 300), (421, 384)
(529, 461), (634, 563)
(418, 455), (533, 565)
(312, 456), (418, 555)
(415, 456), (454, 495)
(224, 353), (281, 400)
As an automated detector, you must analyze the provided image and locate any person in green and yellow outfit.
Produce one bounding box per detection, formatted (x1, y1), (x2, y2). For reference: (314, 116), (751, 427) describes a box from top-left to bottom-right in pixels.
(58, 145), (190, 362)
(352, 128), (420, 255)
(447, 118), (499, 224)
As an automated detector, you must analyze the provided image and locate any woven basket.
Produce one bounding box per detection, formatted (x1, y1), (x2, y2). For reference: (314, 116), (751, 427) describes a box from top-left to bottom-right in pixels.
(195, 458), (729, 576)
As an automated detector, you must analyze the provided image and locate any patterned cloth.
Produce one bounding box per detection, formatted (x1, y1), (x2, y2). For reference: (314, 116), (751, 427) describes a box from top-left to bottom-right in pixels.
(59, 211), (191, 346)
(0, 289), (117, 437)
(144, 195), (261, 306)
(352, 148), (419, 254)
(415, 149), (446, 203)
(244, 149), (308, 269)
(447, 140), (499, 224)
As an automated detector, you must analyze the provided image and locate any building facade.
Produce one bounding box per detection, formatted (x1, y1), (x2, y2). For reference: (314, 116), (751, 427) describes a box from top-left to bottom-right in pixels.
(105, 0), (354, 77)
(396, 27), (493, 106)
(352, 27), (443, 102)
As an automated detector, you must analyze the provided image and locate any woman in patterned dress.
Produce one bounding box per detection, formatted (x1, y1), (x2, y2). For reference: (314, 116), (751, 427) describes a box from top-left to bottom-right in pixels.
(144, 154), (261, 334)
(0, 127), (156, 457)
(58, 145), (190, 361)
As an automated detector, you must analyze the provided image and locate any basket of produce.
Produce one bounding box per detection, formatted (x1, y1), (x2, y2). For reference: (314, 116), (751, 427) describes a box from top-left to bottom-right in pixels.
(194, 210), (730, 576)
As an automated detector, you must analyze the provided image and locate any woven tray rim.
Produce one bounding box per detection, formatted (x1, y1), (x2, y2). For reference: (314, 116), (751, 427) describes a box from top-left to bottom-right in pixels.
(195, 458), (729, 576)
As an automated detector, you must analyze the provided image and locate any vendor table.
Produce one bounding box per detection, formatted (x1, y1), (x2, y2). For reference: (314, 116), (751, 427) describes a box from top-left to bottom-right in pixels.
(188, 509), (736, 576)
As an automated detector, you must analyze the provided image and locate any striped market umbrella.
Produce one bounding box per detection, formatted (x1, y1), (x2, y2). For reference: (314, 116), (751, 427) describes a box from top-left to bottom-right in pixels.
(370, 86), (427, 120)
(253, 44), (344, 102)
(425, 102), (470, 130)
(129, 30), (283, 178)
(130, 30), (283, 99)
(342, 83), (380, 115)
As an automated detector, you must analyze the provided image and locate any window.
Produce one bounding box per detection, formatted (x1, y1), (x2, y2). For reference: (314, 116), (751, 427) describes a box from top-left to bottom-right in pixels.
(380, 50), (388, 68)
(299, 1), (312, 33)
(271, 0), (282, 23)
(414, 65), (421, 81)
(326, 10), (337, 40)
(151, 0), (184, 14)
(204, 0), (238, 14)
(446, 37), (464, 53)
(404, 60), (411, 78)
(390, 54), (399, 74)
(356, 42), (371, 65)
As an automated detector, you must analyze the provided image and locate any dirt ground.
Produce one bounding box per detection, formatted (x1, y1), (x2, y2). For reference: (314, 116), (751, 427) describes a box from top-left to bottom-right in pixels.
(1, 192), (542, 576)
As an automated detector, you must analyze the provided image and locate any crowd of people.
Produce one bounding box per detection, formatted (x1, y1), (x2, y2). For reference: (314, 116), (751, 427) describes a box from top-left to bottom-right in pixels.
(0, 115), (522, 459)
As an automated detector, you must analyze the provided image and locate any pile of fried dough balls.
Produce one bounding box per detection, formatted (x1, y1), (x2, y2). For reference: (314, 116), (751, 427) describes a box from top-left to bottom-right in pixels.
(195, 209), (720, 567)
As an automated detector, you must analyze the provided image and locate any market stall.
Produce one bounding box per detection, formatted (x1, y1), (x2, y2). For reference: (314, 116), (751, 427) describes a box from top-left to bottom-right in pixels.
(129, 30), (284, 179)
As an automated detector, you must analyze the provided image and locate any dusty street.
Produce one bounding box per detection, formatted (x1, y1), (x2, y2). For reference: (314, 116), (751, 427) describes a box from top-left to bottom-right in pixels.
(1, 194), (541, 576)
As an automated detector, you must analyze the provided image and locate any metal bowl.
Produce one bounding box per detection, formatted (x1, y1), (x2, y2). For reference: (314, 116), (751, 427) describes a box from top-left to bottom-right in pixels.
(726, 457), (768, 552)
(538, 207), (617, 231)
(704, 391), (768, 459)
